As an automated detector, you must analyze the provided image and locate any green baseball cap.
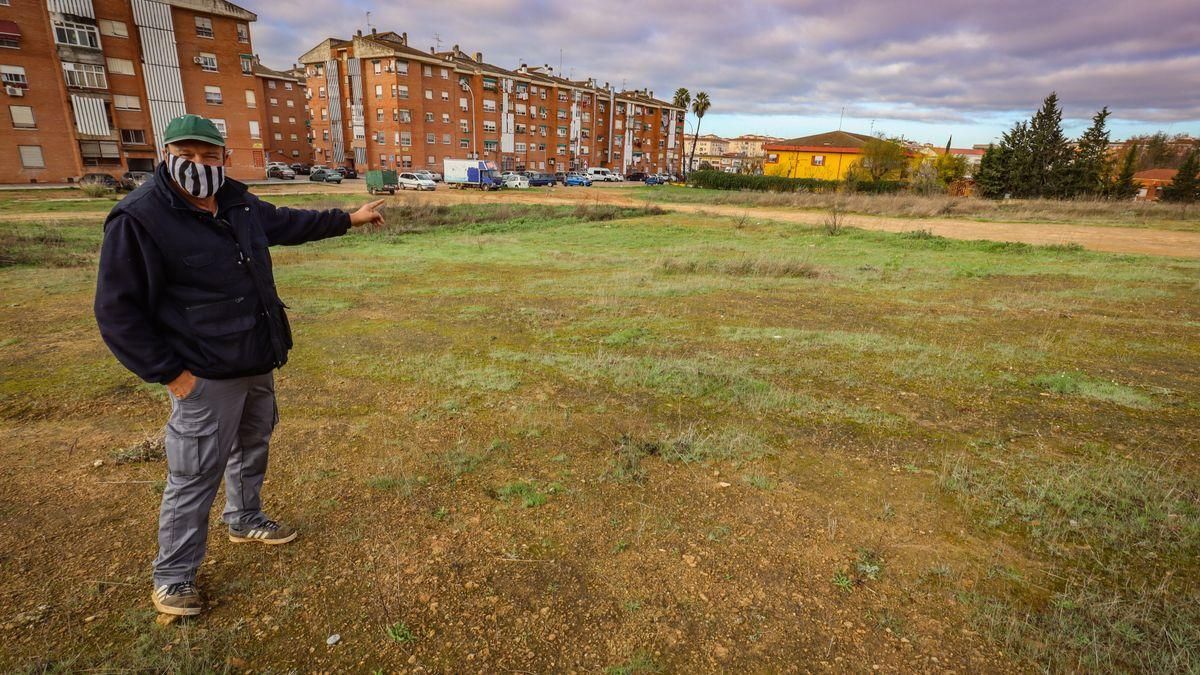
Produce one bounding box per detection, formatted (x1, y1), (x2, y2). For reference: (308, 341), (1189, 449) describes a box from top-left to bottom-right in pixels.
(163, 114), (225, 147)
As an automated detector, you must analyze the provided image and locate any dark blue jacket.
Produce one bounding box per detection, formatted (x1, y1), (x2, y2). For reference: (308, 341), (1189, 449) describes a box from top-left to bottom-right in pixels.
(94, 162), (350, 384)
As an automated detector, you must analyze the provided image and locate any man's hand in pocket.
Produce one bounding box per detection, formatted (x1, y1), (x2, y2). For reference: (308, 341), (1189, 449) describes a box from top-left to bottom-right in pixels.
(167, 370), (197, 399)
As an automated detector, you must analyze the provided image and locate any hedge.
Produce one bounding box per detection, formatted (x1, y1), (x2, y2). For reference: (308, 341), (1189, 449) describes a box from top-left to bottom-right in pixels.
(685, 170), (906, 194)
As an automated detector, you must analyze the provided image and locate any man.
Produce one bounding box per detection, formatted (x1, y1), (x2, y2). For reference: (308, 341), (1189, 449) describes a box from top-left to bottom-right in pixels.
(94, 114), (385, 616)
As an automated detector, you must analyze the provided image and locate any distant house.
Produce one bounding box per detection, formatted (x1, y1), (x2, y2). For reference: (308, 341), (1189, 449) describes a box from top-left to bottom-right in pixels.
(1133, 169), (1178, 201)
(763, 131), (876, 180)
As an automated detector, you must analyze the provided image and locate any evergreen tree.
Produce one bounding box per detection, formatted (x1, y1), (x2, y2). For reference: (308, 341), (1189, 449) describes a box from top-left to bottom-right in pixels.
(1161, 150), (1199, 204)
(1024, 93), (1073, 198)
(1108, 143), (1139, 200)
(975, 144), (1009, 199)
(1068, 107), (1111, 198)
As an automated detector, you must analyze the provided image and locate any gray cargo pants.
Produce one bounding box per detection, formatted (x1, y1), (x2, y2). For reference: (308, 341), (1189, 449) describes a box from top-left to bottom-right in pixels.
(153, 372), (278, 586)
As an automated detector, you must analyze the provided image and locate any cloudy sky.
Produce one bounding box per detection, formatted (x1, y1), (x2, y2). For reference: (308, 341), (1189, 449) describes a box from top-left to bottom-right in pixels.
(248, 0), (1200, 146)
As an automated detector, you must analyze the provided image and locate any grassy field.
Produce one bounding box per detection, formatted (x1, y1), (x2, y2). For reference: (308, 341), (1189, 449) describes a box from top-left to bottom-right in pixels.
(1, 196), (1197, 672)
(621, 184), (1200, 232)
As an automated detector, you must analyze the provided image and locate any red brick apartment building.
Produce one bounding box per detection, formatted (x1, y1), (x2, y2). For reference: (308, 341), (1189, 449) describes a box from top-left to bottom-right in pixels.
(0, 0), (312, 184)
(298, 29), (685, 175)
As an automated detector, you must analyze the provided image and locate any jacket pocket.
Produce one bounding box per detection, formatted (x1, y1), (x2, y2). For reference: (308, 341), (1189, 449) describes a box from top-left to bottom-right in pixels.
(277, 303), (293, 349)
(185, 296), (257, 337)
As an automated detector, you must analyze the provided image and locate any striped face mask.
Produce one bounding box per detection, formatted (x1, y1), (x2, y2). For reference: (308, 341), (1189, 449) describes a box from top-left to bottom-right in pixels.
(166, 153), (225, 199)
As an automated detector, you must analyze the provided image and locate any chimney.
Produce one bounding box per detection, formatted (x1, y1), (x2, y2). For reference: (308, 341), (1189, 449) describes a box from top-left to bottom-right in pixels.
(429, 46), (435, 54)
(356, 29), (362, 37)
(453, 44), (459, 52)
(474, 51), (482, 62)
(371, 27), (376, 35)
(401, 31), (407, 45)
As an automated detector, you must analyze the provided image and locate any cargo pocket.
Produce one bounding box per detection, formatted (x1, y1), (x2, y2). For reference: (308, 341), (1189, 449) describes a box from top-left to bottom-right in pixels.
(165, 402), (219, 478)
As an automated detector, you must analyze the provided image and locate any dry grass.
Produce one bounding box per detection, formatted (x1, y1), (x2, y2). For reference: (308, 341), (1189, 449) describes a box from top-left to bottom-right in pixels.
(657, 256), (819, 278)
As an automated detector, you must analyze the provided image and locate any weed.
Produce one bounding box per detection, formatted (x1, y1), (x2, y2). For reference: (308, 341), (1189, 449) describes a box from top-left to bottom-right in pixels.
(368, 476), (417, 495)
(741, 472), (775, 490)
(1032, 371), (1156, 408)
(855, 548), (884, 581)
(658, 256), (818, 278)
(605, 652), (660, 675)
(494, 481), (553, 508)
(832, 570), (854, 592)
(385, 621), (417, 644)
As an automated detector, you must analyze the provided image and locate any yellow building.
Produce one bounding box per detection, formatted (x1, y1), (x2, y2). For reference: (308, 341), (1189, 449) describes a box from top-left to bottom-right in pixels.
(763, 130), (877, 180)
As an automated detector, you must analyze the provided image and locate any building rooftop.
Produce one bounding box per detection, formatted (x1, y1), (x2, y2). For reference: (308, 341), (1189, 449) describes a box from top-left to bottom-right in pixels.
(767, 130), (876, 150)
(1133, 169), (1179, 181)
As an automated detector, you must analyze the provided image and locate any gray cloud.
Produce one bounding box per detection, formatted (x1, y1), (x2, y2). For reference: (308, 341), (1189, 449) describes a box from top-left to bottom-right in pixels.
(247, 0), (1200, 127)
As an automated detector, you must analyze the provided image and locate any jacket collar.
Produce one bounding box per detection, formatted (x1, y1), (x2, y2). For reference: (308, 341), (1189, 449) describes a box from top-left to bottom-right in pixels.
(153, 160), (249, 215)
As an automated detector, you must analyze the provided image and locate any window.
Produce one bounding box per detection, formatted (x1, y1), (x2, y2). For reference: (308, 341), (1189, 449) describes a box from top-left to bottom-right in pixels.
(284, 82), (293, 91)
(9, 105), (34, 128)
(426, 155), (434, 165)
(0, 31), (15, 49)
(375, 108), (383, 122)
(424, 112), (433, 122)
(322, 129), (329, 140)
(240, 55), (253, 74)
(424, 89), (432, 100)
(374, 84), (382, 98)
(440, 68), (448, 79)
(423, 65), (432, 77)
(236, 23), (249, 43)
(210, 118), (227, 137)
(515, 104), (526, 115)
(62, 63), (107, 89)
(245, 90), (256, 107)
(483, 140), (497, 151)
(291, 149), (300, 157)
(398, 85), (409, 99)
(459, 138), (468, 148)
(290, 133), (298, 141)
(482, 99), (496, 112)
(482, 76), (497, 91)
(515, 142), (525, 152)
(106, 58), (134, 76)
(459, 97), (467, 111)
(204, 85), (222, 104)
(557, 126), (566, 137)
(268, 97), (278, 106)
(425, 132), (435, 144)
(399, 109), (411, 122)
(318, 86), (326, 98)
(79, 140), (119, 165)
(373, 60), (381, 75)
(440, 91), (448, 101)
(400, 131), (411, 146)
(54, 20), (100, 48)
(98, 20), (128, 38)
(120, 128), (146, 145)
(273, 132), (281, 141)
(459, 119), (468, 132)
(249, 120), (260, 139)
(811, 155), (825, 166)
(442, 133), (450, 144)
(482, 120), (496, 132)
(197, 52), (217, 72)
(271, 114), (280, 123)
(320, 108), (327, 120)
(113, 94), (140, 110)
(395, 60), (408, 75)
(195, 16), (214, 38)
(18, 145), (44, 168)
(557, 144), (566, 155)
(401, 156), (411, 168)
(288, 116), (295, 124)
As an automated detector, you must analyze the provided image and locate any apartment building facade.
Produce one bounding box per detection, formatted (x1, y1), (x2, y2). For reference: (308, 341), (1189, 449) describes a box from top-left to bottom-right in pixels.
(298, 29), (684, 175)
(0, 0), (310, 184)
(253, 62), (309, 165)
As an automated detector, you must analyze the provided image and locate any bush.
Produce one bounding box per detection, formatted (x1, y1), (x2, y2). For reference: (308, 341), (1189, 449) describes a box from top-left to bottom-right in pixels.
(685, 170), (904, 194)
(80, 184), (114, 198)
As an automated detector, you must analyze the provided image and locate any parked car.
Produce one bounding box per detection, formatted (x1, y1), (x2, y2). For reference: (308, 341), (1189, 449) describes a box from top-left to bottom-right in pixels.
(502, 173), (530, 189)
(627, 172), (647, 182)
(586, 167), (616, 182)
(643, 174), (665, 185)
(610, 172), (626, 182)
(80, 173), (120, 189)
(309, 168), (342, 183)
(564, 174), (593, 187)
(335, 166), (358, 179)
(290, 163), (311, 175)
(553, 172), (567, 184)
(267, 165), (296, 180)
(428, 171), (443, 182)
(526, 172), (556, 187)
(398, 172), (437, 191)
(414, 170), (437, 183)
(120, 171), (152, 190)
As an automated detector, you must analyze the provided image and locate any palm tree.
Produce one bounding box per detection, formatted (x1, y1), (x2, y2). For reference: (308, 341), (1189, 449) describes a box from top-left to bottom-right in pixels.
(687, 91), (711, 177)
(673, 87), (690, 176)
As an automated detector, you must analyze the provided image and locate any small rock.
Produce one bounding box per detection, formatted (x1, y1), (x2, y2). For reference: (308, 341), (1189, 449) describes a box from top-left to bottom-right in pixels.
(84, 615), (96, 623)
(155, 613), (179, 626)
(713, 643), (729, 658)
(326, 633), (341, 646)
(226, 656), (249, 669)
(682, 555), (697, 568)
(92, 459), (104, 468)
(716, 482), (731, 488)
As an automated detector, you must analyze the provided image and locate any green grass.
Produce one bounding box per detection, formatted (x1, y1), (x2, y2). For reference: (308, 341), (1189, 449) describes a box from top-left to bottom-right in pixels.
(1, 198), (1197, 672)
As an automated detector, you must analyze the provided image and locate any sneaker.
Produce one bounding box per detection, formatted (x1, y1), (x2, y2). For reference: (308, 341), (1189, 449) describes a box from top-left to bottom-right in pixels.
(228, 518), (297, 545)
(152, 581), (202, 616)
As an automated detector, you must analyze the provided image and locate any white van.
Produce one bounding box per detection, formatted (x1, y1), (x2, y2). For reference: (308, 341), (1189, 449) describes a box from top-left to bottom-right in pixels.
(586, 167), (614, 182)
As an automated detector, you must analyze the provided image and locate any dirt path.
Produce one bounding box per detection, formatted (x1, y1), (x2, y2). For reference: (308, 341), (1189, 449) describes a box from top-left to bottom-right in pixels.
(5, 183), (1199, 258)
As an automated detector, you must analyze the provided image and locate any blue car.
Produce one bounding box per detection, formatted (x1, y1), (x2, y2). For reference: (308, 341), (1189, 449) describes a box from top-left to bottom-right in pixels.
(565, 174), (592, 187)
(643, 174), (663, 185)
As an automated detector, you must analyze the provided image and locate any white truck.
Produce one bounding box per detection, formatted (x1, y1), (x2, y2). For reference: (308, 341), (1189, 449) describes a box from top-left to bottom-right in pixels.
(443, 159), (502, 190)
(586, 167), (617, 182)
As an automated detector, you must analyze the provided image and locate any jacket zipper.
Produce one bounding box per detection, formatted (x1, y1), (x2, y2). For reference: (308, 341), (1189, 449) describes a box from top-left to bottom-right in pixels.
(186, 296), (245, 311)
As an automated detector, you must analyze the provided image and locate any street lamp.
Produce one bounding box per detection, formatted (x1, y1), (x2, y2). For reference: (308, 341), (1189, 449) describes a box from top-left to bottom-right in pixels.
(460, 79), (477, 160)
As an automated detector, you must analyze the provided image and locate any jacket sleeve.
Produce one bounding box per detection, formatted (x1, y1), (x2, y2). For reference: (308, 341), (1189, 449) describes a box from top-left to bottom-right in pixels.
(94, 214), (185, 384)
(256, 197), (352, 246)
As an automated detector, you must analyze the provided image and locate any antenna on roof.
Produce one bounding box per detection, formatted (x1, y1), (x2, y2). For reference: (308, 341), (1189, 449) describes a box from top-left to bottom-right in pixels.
(838, 106), (845, 131)
(433, 32), (443, 52)
(365, 11), (373, 32)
